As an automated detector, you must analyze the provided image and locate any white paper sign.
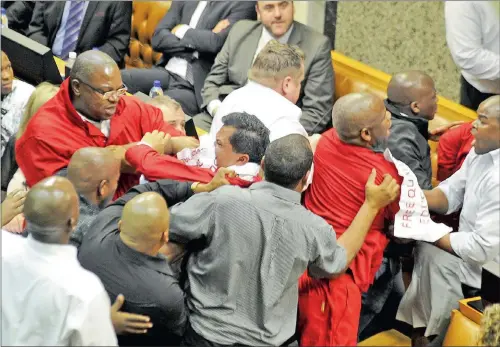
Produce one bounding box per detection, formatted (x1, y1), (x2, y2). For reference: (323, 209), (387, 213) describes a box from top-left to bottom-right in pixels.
(384, 149), (452, 242)
(176, 135), (217, 172)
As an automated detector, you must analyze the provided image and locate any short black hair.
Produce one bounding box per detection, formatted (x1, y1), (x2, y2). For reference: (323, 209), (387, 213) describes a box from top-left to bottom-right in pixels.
(264, 134), (312, 189)
(221, 112), (270, 164)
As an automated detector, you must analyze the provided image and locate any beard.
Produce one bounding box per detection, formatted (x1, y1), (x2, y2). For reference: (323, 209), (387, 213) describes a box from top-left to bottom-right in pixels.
(372, 136), (389, 152)
(98, 195), (113, 210)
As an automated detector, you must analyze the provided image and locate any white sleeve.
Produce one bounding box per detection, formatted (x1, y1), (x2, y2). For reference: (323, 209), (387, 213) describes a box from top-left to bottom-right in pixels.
(207, 99), (222, 117)
(174, 24), (191, 39)
(445, 2), (500, 80)
(437, 150), (474, 214)
(70, 288), (118, 346)
(450, 182), (500, 265)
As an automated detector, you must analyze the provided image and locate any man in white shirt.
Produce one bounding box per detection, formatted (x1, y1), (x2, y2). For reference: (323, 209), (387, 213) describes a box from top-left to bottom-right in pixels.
(1, 50), (35, 156)
(1, 176), (118, 346)
(209, 40), (307, 142)
(445, 1), (500, 110)
(397, 95), (500, 347)
(121, 1), (256, 116)
(197, 0), (334, 135)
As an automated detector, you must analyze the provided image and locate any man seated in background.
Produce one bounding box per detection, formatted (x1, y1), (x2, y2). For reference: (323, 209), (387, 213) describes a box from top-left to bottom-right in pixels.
(397, 95), (500, 347)
(27, 1), (132, 65)
(167, 134), (399, 346)
(1, 50), (35, 157)
(121, 1), (256, 116)
(1, 177), (118, 346)
(196, 0), (334, 134)
(209, 40), (307, 141)
(3, 1), (35, 35)
(126, 112), (270, 187)
(66, 147), (120, 248)
(147, 95), (187, 135)
(78, 170), (232, 346)
(298, 93), (402, 346)
(15, 50), (196, 199)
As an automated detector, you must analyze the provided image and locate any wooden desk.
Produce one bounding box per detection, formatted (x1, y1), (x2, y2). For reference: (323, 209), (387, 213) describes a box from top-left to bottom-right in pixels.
(54, 56), (65, 77)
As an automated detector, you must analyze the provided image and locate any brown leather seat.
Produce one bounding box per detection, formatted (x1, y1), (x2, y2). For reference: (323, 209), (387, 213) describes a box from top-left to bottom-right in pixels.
(125, 1), (172, 69)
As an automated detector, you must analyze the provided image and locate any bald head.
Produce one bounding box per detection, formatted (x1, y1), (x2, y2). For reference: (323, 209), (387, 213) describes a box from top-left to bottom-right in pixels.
(120, 192), (170, 252)
(333, 93), (387, 143)
(69, 50), (117, 82)
(24, 177), (79, 241)
(478, 95), (500, 119)
(387, 71), (434, 104)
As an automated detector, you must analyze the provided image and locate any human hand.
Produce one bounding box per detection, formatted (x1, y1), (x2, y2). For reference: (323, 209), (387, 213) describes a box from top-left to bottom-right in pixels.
(364, 169), (400, 210)
(428, 121), (464, 141)
(212, 19), (230, 33)
(1, 189), (27, 227)
(167, 136), (200, 155)
(111, 294), (153, 335)
(141, 130), (172, 155)
(192, 167), (236, 193)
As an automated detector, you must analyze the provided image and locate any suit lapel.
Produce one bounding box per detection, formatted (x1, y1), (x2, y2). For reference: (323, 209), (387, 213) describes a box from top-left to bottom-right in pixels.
(288, 22), (303, 46)
(239, 24), (263, 77)
(52, 1), (67, 39)
(182, 1), (199, 24)
(78, 1), (99, 42)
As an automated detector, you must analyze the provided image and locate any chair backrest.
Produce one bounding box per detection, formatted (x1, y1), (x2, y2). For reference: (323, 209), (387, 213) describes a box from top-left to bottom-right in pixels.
(443, 309), (480, 346)
(125, 1), (172, 69)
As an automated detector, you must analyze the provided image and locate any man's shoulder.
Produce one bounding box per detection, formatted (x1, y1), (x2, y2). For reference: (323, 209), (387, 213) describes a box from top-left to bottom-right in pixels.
(229, 20), (261, 38)
(294, 21), (330, 49)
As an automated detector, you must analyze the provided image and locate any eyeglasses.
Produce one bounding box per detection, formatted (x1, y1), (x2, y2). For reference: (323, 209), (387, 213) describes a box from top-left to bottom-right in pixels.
(79, 80), (127, 100)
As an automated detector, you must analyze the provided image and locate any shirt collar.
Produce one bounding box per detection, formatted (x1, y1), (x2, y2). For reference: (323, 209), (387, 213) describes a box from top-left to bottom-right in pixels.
(228, 162), (261, 181)
(262, 23), (294, 44)
(488, 148), (500, 164)
(249, 181), (301, 204)
(26, 235), (78, 259)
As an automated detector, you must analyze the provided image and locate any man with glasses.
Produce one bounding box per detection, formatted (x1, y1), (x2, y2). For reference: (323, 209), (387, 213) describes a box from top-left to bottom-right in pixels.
(16, 50), (198, 199)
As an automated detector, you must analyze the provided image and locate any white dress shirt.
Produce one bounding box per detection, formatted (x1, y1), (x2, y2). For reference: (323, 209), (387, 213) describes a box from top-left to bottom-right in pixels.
(1, 236), (118, 346)
(165, 1), (208, 82)
(78, 112), (110, 138)
(209, 80), (307, 142)
(438, 148), (500, 288)
(445, 1), (500, 94)
(207, 24), (294, 117)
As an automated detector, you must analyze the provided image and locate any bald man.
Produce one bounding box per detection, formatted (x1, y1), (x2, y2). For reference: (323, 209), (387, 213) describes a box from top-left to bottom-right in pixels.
(78, 171), (233, 346)
(298, 93), (403, 346)
(397, 95), (500, 347)
(385, 71), (438, 190)
(1, 177), (118, 346)
(15, 50), (197, 200)
(67, 147), (120, 248)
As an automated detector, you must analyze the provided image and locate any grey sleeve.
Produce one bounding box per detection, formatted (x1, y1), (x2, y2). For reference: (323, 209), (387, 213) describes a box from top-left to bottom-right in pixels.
(168, 192), (217, 244)
(307, 225), (348, 278)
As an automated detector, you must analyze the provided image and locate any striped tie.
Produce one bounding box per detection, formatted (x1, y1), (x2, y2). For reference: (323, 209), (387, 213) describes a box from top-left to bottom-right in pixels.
(60, 1), (85, 60)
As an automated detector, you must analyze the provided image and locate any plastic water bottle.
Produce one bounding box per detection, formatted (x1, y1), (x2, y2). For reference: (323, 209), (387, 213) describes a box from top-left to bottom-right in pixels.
(1, 8), (8, 28)
(149, 80), (164, 98)
(64, 52), (77, 79)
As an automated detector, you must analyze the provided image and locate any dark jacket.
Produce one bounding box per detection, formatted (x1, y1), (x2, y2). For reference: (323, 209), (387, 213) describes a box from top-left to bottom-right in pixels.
(386, 100), (433, 190)
(69, 195), (101, 249)
(152, 1), (256, 108)
(78, 180), (194, 346)
(4, 1), (35, 35)
(26, 1), (131, 66)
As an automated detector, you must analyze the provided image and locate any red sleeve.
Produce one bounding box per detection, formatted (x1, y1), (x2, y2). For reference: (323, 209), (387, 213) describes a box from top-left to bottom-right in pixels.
(437, 123), (470, 181)
(125, 144), (215, 183)
(140, 102), (184, 137)
(384, 165), (403, 220)
(15, 136), (68, 187)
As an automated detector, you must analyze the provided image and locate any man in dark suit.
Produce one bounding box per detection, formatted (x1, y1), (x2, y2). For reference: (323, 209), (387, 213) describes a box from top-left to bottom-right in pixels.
(26, 1), (131, 66)
(195, 1), (335, 135)
(120, 1), (256, 117)
(3, 1), (35, 35)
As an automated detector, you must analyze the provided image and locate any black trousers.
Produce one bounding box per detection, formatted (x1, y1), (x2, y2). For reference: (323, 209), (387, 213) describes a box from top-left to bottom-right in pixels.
(120, 67), (200, 116)
(460, 75), (496, 111)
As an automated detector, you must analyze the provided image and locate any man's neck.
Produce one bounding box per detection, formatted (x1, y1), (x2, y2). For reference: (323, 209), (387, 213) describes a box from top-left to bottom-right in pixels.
(119, 234), (158, 257)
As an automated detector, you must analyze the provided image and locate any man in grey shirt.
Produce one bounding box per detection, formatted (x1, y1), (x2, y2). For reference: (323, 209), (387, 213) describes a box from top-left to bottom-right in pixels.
(169, 134), (400, 346)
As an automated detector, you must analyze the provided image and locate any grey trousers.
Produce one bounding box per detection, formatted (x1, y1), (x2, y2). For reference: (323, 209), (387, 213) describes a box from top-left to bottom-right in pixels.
(396, 242), (465, 345)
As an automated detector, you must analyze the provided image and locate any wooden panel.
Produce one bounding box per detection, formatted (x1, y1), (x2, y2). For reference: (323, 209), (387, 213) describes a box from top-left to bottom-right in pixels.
(358, 329), (411, 347)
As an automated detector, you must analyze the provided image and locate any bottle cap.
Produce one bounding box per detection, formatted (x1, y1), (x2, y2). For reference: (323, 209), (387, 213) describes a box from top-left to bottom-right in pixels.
(153, 80), (161, 87)
(1, 8), (6, 15)
(69, 52), (77, 59)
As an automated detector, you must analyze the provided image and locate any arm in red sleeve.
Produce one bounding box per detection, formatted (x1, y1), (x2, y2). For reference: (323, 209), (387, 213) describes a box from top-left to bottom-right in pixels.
(15, 136), (68, 187)
(125, 144), (215, 183)
(437, 123), (469, 181)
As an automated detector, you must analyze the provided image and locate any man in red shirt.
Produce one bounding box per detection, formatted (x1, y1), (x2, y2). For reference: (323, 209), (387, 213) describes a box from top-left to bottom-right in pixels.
(125, 112), (270, 188)
(15, 50), (198, 199)
(437, 122), (474, 182)
(298, 93), (403, 346)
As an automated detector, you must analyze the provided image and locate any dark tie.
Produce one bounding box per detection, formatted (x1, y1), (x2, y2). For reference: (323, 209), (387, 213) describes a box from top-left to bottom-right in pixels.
(60, 1), (86, 60)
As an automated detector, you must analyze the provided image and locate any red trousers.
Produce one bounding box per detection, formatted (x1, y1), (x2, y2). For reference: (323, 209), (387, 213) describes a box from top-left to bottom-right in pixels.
(297, 272), (362, 346)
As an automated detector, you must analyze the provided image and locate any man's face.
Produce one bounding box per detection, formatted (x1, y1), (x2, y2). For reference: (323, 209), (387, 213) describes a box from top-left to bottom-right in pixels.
(282, 64), (304, 104)
(367, 107), (392, 151)
(414, 82), (438, 120)
(215, 126), (242, 168)
(72, 64), (124, 121)
(158, 105), (186, 135)
(1, 52), (14, 96)
(471, 103), (500, 155)
(256, 1), (294, 38)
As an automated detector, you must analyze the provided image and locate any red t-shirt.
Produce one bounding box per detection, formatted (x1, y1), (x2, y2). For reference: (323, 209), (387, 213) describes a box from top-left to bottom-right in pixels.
(437, 122), (474, 182)
(126, 144), (261, 188)
(15, 79), (183, 198)
(304, 129), (402, 292)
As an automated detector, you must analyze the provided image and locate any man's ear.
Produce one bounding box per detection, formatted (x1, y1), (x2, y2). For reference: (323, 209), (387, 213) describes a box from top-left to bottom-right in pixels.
(68, 217), (77, 232)
(410, 101), (420, 114)
(71, 79), (81, 97)
(98, 180), (108, 199)
(360, 127), (372, 143)
(282, 76), (293, 95)
(117, 220), (122, 233)
(255, 3), (261, 20)
(162, 231), (169, 244)
(237, 154), (250, 165)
